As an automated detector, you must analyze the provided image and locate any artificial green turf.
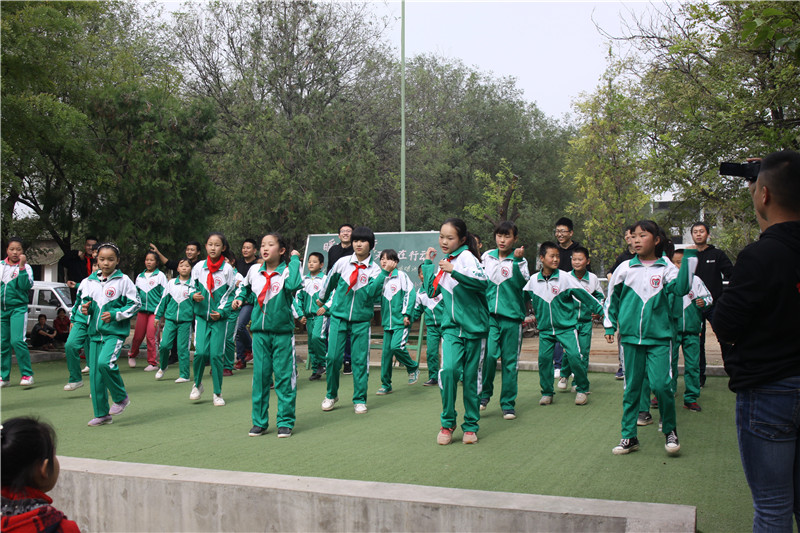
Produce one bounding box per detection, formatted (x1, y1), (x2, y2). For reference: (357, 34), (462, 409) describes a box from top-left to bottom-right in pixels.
(2, 360), (750, 532)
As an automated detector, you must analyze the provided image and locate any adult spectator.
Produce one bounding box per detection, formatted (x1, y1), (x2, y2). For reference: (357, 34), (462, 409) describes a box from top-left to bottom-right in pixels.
(713, 149), (800, 531)
(58, 236), (97, 296)
(149, 241), (202, 271)
(326, 224), (353, 273)
(691, 221), (734, 386)
(554, 217), (580, 272)
(234, 238), (259, 369)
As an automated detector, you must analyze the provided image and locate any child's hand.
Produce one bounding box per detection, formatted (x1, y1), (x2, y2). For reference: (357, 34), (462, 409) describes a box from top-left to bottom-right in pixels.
(514, 246), (525, 258)
(18, 254), (27, 267)
(438, 259), (454, 273)
(101, 311), (112, 323)
(425, 247), (437, 261)
(605, 334), (615, 343)
(695, 298), (705, 308)
(591, 313), (602, 320)
(316, 307), (326, 316)
(316, 299), (324, 307)
(523, 315), (536, 326)
(383, 259), (398, 272)
(81, 302), (91, 315)
(154, 319), (160, 329)
(300, 316), (307, 325)
(193, 293), (204, 302)
(209, 311), (221, 321)
(66, 280), (76, 288)
(403, 316), (410, 326)
(231, 300), (242, 311)
(291, 250), (300, 257)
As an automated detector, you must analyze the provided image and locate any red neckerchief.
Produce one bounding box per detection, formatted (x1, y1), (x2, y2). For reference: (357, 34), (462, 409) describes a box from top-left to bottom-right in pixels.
(258, 271), (279, 308)
(206, 256), (224, 291)
(432, 256), (454, 291)
(346, 263), (367, 293)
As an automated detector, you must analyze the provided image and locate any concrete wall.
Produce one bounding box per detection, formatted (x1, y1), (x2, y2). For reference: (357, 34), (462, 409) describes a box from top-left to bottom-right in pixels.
(53, 457), (695, 532)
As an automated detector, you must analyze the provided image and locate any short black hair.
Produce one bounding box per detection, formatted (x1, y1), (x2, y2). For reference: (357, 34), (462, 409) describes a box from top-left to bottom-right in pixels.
(38, 314), (47, 320)
(418, 264), (423, 274)
(632, 220), (665, 257)
(380, 248), (399, 262)
(691, 221), (709, 233)
(85, 236), (99, 243)
(6, 236), (23, 248)
(555, 217), (574, 231)
(309, 252), (325, 264)
(242, 238), (258, 248)
(672, 248), (685, 256)
(572, 246), (590, 259)
(177, 257), (192, 268)
(1, 417), (57, 492)
(338, 223), (354, 233)
(186, 241), (202, 251)
(351, 226), (375, 251)
(759, 149), (800, 211)
(494, 220), (518, 237)
(539, 241), (559, 257)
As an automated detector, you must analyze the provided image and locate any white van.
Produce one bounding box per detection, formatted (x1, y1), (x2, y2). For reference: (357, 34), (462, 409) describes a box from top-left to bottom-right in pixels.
(28, 281), (73, 333)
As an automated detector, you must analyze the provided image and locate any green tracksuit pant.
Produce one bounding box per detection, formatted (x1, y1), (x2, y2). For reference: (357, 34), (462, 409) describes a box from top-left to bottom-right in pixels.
(538, 329), (590, 396)
(326, 317), (370, 404)
(440, 331), (486, 433)
(224, 310), (239, 371)
(379, 327), (419, 391)
(1, 306), (32, 381)
(622, 342), (676, 438)
(424, 324), (442, 380)
(307, 315), (327, 372)
(252, 332), (297, 429)
(159, 320), (191, 379)
(481, 315), (523, 410)
(193, 317), (226, 395)
(88, 336), (128, 418)
(673, 332), (701, 404)
(64, 322), (89, 383)
(561, 321), (592, 380)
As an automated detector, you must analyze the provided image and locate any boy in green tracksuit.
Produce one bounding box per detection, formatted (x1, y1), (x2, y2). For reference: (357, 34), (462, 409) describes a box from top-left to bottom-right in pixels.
(233, 234), (302, 437)
(154, 258), (195, 383)
(559, 247), (605, 391)
(294, 252), (329, 380)
(523, 242), (603, 406)
(376, 249), (420, 396)
(410, 264), (445, 386)
(1, 238), (34, 387)
(318, 226), (393, 415)
(479, 221), (530, 419)
(63, 278), (93, 391)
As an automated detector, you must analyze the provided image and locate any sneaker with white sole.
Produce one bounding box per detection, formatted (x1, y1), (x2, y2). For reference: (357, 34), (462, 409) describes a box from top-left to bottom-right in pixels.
(575, 392), (588, 405)
(19, 376), (33, 387)
(277, 427), (292, 438)
(175, 377), (190, 383)
(354, 403), (368, 414)
(408, 369), (419, 385)
(155, 369), (165, 380)
(64, 381), (84, 391)
(502, 409), (516, 420)
(480, 398), (489, 411)
(462, 431), (478, 444)
(248, 426), (265, 437)
(128, 357), (136, 368)
(321, 397), (338, 411)
(81, 366), (90, 374)
(612, 437), (640, 455)
(87, 415), (113, 427)
(637, 412), (653, 426)
(144, 364), (158, 372)
(109, 396), (130, 415)
(375, 387), (392, 395)
(539, 395), (553, 405)
(190, 384), (204, 400)
(665, 430), (681, 455)
(557, 377), (568, 390)
(437, 427), (454, 445)
(0, 380), (10, 388)
(213, 394), (225, 406)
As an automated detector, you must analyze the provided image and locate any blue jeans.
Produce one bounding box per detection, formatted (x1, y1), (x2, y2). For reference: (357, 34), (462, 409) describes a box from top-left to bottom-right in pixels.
(553, 341), (563, 370)
(235, 304), (253, 361)
(737, 376), (800, 532)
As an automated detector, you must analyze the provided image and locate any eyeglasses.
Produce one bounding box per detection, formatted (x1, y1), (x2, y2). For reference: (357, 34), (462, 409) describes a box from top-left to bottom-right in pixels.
(554, 230), (571, 235)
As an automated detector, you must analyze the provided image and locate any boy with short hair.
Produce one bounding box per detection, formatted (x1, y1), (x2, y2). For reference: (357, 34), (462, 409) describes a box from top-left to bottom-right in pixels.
(31, 314), (56, 350)
(295, 252), (329, 380)
(410, 264), (445, 386)
(479, 221), (530, 419)
(523, 242), (603, 406)
(558, 246), (604, 391)
(317, 226), (395, 414)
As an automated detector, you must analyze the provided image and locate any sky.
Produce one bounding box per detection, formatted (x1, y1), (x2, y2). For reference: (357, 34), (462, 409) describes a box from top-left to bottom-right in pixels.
(373, 1), (653, 119)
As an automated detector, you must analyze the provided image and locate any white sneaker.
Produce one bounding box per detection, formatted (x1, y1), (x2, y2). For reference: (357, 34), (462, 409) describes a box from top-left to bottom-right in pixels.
(64, 381), (84, 391)
(175, 377), (190, 383)
(555, 368), (562, 378)
(144, 364), (158, 372)
(155, 369), (165, 380)
(128, 357), (136, 368)
(213, 394), (225, 406)
(81, 366), (90, 374)
(539, 395), (553, 406)
(19, 376), (33, 387)
(321, 397), (338, 411)
(575, 392), (588, 405)
(190, 384), (204, 400)
(0, 380), (10, 388)
(557, 377), (568, 390)
(354, 403), (368, 414)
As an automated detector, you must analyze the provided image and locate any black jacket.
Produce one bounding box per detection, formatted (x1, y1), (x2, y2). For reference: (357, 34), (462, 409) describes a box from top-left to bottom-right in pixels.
(695, 245), (734, 301)
(326, 243), (353, 273)
(557, 241), (580, 272)
(714, 221), (800, 392)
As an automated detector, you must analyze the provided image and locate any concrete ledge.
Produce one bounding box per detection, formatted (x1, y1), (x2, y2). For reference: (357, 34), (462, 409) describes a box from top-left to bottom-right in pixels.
(53, 456), (695, 532)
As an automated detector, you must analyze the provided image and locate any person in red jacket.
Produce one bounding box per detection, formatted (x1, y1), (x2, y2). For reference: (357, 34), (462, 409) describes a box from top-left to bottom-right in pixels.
(1, 417), (80, 533)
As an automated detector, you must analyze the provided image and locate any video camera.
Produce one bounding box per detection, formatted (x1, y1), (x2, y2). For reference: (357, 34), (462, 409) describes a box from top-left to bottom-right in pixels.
(719, 161), (761, 181)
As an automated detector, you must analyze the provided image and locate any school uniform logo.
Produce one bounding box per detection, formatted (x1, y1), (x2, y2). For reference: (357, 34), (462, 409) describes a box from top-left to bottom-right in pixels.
(313, 282), (320, 292)
(271, 283), (280, 294)
(501, 267), (510, 278)
(650, 276), (662, 289)
(105, 287), (117, 298)
(149, 279), (155, 286)
(688, 291), (695, 299)
(10, 269), (17, 279)
(214, 276), (223, 287)
(390, 284), (398, 294)
(182, 290), (189, 299)
(551, 286), (559, 295)
(359, 274), (368, 284)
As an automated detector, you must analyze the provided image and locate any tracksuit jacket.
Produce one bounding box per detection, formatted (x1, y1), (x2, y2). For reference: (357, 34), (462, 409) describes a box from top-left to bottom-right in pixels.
(0, 260), (33, 312)
(235, 256), (303, 333)
(191, 260), (236, 321)
(135, 270), (168, 313)
(523, 269), (603, 332)
(294, 272), (329, 318)
(381, 269), (414, 330)
(482, 249), (530, 320)
(319, 255), (387, 323)
(674, 276), (712, 334)
(154, 278), (195, 323)
(571, 270), (605, 323)
(81, 270), (141, 340)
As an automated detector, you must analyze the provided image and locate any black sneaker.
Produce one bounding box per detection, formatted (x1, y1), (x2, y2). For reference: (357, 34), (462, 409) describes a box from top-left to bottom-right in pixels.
(683, 401), (702, 412)
(612, 437), (640, 455)
(343, 360), (352, 375)
(309, 372), (322, 381)
(637, 411), (653, 426)
(502, 409), (516, 420)
(248, 426), (266, 437)
(423, 378), (438, 387)
(614, 368), (624, 380)
(277, 427), (292, 438)
(479, 397), (489, 411)
(665, 430), (680, 454)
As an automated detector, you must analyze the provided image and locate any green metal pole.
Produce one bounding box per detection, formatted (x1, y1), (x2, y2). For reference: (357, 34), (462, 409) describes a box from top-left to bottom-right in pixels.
(400, 0), (406, 232)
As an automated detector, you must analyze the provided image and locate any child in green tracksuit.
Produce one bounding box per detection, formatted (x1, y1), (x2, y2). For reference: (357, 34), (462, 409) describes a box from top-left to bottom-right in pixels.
(410, 264), (445, 386)
(294, 252), (329, 380)
(63, 277), (94, 391)
(479, 221), (530, 419)
(1, 237), (34, 387)
(558, 247), (605, 391)
(223, 257), (243, 375)
(80, 243), (140, 426)
(233, 233), (302, 437)
(318, 226), (392, 415)
(376, 249), (420, 396)
(423, 218), (488, 446)
(128, 251), (168, 370)
(604, 220), (697, 456)
(523, 242), (603, 407)
(154, 258), (195, 383)
(190, 232), (237, 407)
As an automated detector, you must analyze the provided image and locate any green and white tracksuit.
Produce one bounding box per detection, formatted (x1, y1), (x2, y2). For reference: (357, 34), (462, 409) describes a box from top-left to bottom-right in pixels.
(422, 245), (488, 433)
(1, 259), (34, 381)
(672, 276), (712, 404)
(235, 256), (302, 430)
(154, 278), (195, 379)
(379, 269), (420, 391)
(603, 250), (697, 439)
(523, 270), (603, 397)
(191, 260), (237, 395)
(294, 272), (329, 373)
(480, 249), (530, 411)
(224, 269), (244, 371)
(135, 270), (168, 313)
(81, 270), (140, 418)
(319, 254), (388, 405)
(560, 270), (605, 381)
(65, 282), (91, 384)
(410, 289), (444, 380)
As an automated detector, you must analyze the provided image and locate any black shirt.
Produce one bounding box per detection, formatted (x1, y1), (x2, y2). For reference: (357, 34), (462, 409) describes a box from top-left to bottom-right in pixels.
(609, 250), (636, 274)
(557, 241), (581, 272)
(58, 250), (93, 283)
(236, 258), (258, 277)
(695, 245), (734, 301)
(327, 243), (353, 273)
(165, 257), (201, 272)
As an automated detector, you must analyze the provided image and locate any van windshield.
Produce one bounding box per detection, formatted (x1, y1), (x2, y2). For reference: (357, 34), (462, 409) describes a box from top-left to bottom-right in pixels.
(55, 286), (73, 307)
